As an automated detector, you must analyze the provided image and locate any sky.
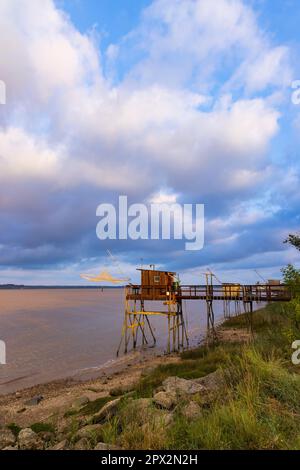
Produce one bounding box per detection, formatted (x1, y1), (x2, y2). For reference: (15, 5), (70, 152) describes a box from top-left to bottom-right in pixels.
(0, 0), (300, 285)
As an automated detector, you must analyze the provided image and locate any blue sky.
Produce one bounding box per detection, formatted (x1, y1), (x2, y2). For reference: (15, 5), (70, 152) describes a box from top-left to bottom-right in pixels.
(57, 0), (152, 42)
(0, 0), (300, 285)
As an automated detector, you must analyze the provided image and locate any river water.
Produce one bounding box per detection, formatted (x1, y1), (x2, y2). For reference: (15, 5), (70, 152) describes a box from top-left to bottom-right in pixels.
(0, 288), (258, 395)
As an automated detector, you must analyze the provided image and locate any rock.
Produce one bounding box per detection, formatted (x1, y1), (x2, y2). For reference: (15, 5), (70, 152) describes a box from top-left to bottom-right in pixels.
(24, 395), (43, 406)
(152, 411), (174, 428)
(92, 398), (121, 423)
(193, 370), (225, 391)
(76, 416), (90, 428)
(94, 442), (122, 450)
(17, 408), (26, 414)
(74, 424), (103, 442)
(72, 396), (90, 408)
(123, 398), (162, 427)
(74, 438), (91, 450)
(161, 377), (205, 396)
(181, 401), (202, 420)
(39, 431), (54, 443)
(140, 410), (173, 435)
(2, 446), (17, 450)
(129, 398), (152, 421)
(192, 370), (226, 406)
(15, 392), (21, 399)
(0, 429), (16, 449)
(153, 391), (177, 410)
(49, 439), (69, 450)
(18, 428), (44, 450)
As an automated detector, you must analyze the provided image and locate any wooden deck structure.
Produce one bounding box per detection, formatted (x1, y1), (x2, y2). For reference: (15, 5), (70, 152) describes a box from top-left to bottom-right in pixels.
(117, 269), (291, 356)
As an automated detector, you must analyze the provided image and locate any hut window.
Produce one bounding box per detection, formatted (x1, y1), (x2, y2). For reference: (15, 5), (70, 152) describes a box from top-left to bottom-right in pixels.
(154, 275), (160, 283)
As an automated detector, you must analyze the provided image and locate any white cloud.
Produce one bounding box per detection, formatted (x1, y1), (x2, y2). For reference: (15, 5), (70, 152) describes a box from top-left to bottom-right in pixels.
(0, 127), (60, 179)
(0, 0), (294, 275)
(0, 0), (102, 107)
(229, 46), (291, 93)
(121, 0), (290, 93)
(0, 0), (284, 195)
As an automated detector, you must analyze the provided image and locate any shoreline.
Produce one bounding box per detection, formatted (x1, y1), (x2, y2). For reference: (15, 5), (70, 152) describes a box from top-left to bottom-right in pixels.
(0, 345), (183, 431)
(0, 317), (234, 431)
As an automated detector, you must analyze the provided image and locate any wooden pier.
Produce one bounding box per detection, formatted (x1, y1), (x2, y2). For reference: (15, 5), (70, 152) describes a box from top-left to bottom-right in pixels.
(117, 269), (291, 356)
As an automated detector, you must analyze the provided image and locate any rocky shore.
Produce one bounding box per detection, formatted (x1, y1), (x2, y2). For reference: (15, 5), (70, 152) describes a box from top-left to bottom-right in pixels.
(0, 351), (182, 450)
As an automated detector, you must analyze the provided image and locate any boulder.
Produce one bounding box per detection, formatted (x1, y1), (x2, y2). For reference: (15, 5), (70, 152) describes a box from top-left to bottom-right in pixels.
(161, 377), (205, 396)
(193, 370), (225, 391)
(39, 431), (54, 444)
(119, 398), (153, 426)
(72, 396), (90, 408)
(92, 398), (121, 423)
(49, 439), (69, 450)
(109, 382), (136, 396)
(74, 438), (91, 450)
(126, 398), (172, 430)
(181, 401), (202, 420)
(0, 429), (16, 449)
(94, 442), (122, 450)
(153, 391), (177, 410)
(24, 395), (43, 406)
(74, 424), (103, 442)
(151, 411), (174, 428)
(18, 428), (44, 450)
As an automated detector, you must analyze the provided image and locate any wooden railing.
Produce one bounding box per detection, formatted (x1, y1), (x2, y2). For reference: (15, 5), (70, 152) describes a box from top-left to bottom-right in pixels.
(126, 284), (291, 302)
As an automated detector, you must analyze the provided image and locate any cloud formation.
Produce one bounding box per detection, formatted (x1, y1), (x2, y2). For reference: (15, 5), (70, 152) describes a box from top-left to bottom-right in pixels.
(0, 0), (298, 284)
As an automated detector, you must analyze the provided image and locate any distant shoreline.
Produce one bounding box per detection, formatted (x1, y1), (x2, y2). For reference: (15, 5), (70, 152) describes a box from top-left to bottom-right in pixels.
(0, 285), (124, 290)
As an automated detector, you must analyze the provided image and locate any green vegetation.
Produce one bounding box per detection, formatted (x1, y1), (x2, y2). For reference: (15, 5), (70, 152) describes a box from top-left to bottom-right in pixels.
(169, 347), (300, 449)
(78, 396), (116, 416)
(135, 343), (240, 398)
(30, 422), (55, 434)
(284, 233), (300, 252)
(6, 422), (21, 437)
(63, 408), (78, 418)
(63, 395), (118, 419)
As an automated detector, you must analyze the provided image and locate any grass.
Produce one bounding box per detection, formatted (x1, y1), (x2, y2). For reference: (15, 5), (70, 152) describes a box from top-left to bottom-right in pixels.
(135, 343), (240, 398)
(63, 409), (78, 418)
(30, 422), (55, 434)
(101, 301), (300, 450)
(168, 347), (300, 450)
(6, 423), (21, 437)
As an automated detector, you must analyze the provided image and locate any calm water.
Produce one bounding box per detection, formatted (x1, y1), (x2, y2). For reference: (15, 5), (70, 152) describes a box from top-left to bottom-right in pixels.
(0, 288), (256, 395)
